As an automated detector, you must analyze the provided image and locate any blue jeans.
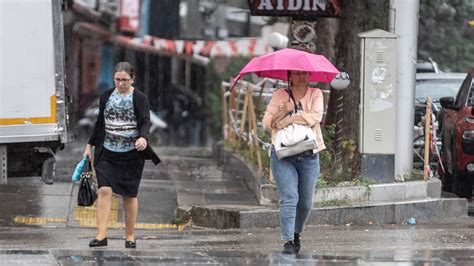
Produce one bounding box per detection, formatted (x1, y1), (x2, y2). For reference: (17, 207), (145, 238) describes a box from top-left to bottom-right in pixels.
(271, 148), (320, 241)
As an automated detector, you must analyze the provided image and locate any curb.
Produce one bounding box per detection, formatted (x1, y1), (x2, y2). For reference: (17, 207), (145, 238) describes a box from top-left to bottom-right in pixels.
(183, 145), (469, 229)
(190, 198), (468, 229)
(261, 178), (442, 205)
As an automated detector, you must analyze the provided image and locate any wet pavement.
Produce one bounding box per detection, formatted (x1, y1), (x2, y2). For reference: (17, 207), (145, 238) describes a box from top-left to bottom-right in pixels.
(1, 219), (474, 264)
(1, 142), (474, 264)
(0, 141), (257, 230)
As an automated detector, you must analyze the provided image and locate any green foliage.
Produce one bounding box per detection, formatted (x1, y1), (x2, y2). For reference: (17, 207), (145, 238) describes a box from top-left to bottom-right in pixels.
(318, 123), (361, 183)
(316, 172), (378, 189)
(361, 0), (389, 31)
(342, 138), (357, 160)
(316, 177), (329, 189)
(172, 211), (191, 225)
(409, 168), (426, 181)
(319, 124), (336, 173)
(418, 0), (474, 72)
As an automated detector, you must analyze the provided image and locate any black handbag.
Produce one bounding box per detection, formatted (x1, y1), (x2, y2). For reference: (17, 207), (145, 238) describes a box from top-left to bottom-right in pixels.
(77, 161), (98, 206)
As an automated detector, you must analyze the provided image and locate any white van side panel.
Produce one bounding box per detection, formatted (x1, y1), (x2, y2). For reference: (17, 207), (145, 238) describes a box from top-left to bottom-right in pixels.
(0, 0), (64, 143)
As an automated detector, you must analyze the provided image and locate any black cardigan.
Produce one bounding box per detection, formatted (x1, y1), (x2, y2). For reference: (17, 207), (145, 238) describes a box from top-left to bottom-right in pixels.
(88, 88), (161, 165)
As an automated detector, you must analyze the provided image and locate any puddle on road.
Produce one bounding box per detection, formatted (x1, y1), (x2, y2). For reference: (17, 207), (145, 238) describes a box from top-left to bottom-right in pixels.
(51, 249), (474, 264)
(3, 248), (474, 264)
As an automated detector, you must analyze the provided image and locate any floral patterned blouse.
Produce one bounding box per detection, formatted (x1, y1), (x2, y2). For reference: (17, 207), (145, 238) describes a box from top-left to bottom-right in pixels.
(103, 90), (139, 152)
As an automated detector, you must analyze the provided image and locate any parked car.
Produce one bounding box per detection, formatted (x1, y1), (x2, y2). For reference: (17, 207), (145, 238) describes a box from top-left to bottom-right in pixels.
(413, 73), (466, 167)
(438, 69), (474, 198)
(415, 73), (466, 126)
(416, 59), (440, 73)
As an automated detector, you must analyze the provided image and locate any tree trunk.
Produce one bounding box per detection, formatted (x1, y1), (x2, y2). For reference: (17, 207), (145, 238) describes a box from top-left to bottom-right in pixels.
(334, 0), (363, 176)
(315, 18), (338, 124)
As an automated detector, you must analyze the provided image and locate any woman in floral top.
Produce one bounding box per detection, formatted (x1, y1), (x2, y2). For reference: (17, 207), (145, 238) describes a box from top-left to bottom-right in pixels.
(83, 62), (160, 249)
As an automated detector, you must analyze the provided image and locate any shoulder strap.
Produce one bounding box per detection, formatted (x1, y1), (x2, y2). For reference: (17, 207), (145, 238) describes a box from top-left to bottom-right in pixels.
(285, 88), (298, 112)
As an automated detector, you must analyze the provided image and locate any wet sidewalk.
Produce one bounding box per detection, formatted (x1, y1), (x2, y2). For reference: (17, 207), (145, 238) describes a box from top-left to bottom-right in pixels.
(185, 146), (469, 229)
(0, 144), (469, 230)
(2, 145), (474, 264)
(0, 145), (258, 229)
(2, 218), (474, 264)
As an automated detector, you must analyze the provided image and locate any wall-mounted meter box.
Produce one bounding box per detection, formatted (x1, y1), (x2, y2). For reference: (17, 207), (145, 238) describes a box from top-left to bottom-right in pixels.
(358, 29), (398, 182)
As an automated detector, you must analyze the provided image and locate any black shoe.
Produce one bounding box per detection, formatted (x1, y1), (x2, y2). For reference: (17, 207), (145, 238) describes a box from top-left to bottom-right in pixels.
(89, 238), (107, 247)
(294, 233), (301, 252)
(125, 240), (136, 249)
(282, 241), (296, 254)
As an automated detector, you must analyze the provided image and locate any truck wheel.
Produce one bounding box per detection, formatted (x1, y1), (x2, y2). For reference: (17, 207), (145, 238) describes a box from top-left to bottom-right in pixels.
(41, 157), (56, 185)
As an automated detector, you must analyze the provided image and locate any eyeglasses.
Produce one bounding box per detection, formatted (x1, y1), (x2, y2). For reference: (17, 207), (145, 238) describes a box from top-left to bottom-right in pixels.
(114, 77), (131, 82)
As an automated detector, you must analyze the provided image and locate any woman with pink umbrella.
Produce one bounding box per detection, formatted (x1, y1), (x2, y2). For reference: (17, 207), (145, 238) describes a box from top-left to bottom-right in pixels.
(236, 48), (338, 254)
(263, 69), (326, 254)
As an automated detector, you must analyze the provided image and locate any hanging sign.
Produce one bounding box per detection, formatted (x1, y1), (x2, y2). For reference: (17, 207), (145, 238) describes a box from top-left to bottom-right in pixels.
(248, 0), (341, 18)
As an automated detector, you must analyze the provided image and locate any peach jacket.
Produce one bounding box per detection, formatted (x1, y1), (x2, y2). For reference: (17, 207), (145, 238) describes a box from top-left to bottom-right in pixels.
(262, 87), (326, 153)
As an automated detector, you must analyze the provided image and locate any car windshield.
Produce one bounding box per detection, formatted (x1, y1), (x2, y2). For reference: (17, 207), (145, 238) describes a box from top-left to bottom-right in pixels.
(415, 79), (463, 102)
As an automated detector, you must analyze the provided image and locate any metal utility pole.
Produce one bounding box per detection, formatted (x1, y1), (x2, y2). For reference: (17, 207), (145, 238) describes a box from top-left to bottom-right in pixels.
(389, 0), (420, 180)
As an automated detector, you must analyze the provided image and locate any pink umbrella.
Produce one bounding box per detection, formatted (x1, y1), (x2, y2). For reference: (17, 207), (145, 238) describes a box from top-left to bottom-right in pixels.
(232, 48), (339, 90)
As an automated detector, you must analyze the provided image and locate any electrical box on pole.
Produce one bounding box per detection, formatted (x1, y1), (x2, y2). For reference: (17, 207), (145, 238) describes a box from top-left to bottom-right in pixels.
(358, 29), (398, 182)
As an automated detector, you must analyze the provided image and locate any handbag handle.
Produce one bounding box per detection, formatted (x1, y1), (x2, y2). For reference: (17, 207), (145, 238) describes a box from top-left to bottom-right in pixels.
(82, 158), (96, 179)
(87, 152), (97, 178)
(83, 159), (91, 172)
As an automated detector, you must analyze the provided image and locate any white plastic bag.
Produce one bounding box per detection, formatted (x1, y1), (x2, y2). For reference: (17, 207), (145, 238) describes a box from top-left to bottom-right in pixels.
(273, 89), (318, 159)
(274, 118), (317, 160)
(275, 123), (314, 147)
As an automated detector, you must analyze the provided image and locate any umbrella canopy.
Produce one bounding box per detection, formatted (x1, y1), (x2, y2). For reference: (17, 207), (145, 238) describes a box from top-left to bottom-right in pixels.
(233, 48), (339, 89)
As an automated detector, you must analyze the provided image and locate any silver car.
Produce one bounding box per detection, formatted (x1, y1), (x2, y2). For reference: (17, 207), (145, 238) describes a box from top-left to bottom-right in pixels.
(413, 73), (466, 165)
(415, 73), (466, 126)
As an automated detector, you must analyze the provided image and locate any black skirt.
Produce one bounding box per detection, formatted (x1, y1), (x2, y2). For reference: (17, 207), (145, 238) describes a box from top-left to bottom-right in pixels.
(95, 148), (145, 197)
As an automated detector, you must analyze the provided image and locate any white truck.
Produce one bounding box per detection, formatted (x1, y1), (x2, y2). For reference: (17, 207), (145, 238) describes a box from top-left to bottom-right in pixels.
(0, 0), (72, 184)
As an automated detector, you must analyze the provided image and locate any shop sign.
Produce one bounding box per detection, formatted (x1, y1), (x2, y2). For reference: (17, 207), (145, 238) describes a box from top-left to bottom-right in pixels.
(248, 0), (341, 18)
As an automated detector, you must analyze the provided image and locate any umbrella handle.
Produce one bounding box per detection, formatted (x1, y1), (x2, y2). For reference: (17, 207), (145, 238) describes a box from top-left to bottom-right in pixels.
(229, 76), (241, 92)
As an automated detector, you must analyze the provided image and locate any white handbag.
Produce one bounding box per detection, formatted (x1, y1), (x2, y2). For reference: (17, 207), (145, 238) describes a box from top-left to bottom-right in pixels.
(273, 88), (318, 159)
(274, 114), (317, 160)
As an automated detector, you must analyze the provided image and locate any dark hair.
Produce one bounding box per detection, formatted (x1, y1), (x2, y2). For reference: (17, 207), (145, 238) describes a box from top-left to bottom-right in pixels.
(114, 62), (134, 78)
